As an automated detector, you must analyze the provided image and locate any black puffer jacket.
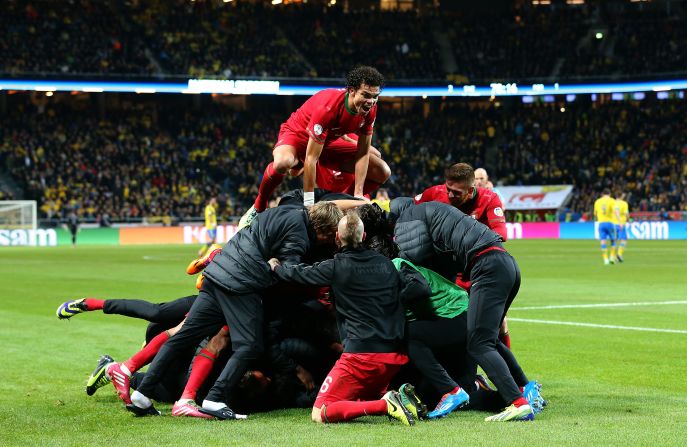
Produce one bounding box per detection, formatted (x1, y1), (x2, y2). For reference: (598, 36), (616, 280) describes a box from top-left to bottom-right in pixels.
(203, 206), (315, 294)
(390, 198), (502, 280)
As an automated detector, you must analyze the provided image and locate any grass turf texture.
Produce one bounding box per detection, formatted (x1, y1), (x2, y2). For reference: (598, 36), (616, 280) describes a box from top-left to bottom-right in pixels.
(1, 240), (686, 446)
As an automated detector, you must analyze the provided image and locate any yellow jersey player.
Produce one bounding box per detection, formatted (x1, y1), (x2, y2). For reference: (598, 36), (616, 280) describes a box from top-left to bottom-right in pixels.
(199, 198), (218, 256)
(594, 189), (617, 265)
(372, 188), (391, 212)
(613, 193), (630, 262)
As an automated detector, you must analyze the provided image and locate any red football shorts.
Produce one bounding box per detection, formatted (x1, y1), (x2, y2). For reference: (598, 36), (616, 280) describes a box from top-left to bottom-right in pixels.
(315, 164), (354, 193)
(314, 352), (408, 408)
(275, 126), (360, 169)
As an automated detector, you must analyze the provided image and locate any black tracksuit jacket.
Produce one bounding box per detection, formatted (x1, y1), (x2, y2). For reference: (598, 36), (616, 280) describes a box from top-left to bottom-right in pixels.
(274, 247), (427, 354)
(204, 205), (316, 293)
(390, 198), (503, 280)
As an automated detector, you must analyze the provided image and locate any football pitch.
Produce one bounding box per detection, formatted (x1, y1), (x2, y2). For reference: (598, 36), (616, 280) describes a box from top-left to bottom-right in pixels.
(1, 240), (686, 446)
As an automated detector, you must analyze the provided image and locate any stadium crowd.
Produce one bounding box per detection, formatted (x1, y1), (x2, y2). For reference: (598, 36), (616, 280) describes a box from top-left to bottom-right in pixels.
(447, 7), (589, 82)
(2, 1), (686, 82)
(279, 5), (442, 80)
(2, 0), (154, 76)
(2, 96), (685, 223)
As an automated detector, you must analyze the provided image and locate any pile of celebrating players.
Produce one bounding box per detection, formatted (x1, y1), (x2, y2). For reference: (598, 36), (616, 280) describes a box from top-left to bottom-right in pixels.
(57, 66), (547, 424)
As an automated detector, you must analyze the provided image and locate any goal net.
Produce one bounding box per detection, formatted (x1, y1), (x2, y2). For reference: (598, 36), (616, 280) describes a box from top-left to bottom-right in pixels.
(0, 201), (37, 231)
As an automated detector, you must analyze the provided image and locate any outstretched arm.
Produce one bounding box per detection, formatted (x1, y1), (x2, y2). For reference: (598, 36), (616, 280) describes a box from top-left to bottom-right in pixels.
(352, 135), (372, 197)
(303, 138), (325, 206)
(272, 258), (335, 286)
(398, 264), (431, 304)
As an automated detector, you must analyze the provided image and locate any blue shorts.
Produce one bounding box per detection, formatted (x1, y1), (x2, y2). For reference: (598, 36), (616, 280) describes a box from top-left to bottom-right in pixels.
(615, 225), (627, 241)
(207, 228), (217, 242)
(598, 222), (616, 241)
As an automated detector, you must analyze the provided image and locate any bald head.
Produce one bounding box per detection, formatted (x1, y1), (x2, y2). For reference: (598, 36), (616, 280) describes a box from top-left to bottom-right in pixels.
(337, 211), (365, 248)
(474, 168), (489, 188)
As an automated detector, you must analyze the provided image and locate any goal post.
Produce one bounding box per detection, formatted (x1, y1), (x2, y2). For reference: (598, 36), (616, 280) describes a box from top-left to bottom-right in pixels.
(0, 200), (38, 231)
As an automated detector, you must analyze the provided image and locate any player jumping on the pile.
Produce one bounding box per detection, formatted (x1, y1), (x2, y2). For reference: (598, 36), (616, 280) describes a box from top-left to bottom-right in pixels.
(239, 66), (390, 229)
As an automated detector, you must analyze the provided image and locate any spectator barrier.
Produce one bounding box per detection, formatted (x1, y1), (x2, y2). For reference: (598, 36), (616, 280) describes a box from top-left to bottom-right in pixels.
(3, 222), (686, 247)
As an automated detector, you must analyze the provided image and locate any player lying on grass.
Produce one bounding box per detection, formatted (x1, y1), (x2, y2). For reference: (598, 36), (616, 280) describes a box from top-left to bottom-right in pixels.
(57, 294), (196, 330)
(239, 66), (389, 229)
(74, 285), (345, 418)
(59, 291), (232, 418)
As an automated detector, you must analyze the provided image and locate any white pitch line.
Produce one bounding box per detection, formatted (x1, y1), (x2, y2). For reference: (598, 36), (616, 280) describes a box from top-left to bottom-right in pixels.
(142, 256), (171, 261)
(510, 300), (687, 310)
(508, 318), (687, 334)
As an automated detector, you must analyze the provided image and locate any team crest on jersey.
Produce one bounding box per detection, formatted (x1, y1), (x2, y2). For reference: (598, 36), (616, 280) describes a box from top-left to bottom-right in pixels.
(314, 124), (323, 136)
(415, 193), (422, 201)
(494, 207), (504, 217)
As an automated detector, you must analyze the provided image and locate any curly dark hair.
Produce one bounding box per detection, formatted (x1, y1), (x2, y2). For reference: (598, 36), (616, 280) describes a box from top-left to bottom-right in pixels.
(345, 66), (385, 90)
(357, 203), (392, 238)
(364, 234), (399, 259)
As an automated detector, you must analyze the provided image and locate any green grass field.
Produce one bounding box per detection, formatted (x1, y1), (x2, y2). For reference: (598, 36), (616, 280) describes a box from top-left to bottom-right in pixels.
(1, 240), (686, 446)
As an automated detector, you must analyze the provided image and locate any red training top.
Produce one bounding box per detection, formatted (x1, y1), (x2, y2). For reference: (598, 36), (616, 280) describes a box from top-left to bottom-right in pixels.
(282, 88), (377, 145)
(414, 185), (507, 241)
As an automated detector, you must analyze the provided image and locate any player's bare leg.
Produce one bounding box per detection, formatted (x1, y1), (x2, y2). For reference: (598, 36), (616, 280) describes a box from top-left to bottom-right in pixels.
(240, 145), (300, 229)
(311, 405), (324, 423)
(340, 149), (391, 196)
(499, 317), (511, 349)
(600, 238), (611, 265)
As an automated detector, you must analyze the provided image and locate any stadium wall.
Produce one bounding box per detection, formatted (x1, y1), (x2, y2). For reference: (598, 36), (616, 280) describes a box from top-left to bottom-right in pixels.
(3, 222), (687, 247)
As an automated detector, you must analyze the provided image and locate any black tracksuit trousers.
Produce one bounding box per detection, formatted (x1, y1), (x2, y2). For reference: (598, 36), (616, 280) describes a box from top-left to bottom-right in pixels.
(407, 314), (469, 395)
(467, 250), (528, 404)
(103, 295), (196, 341)
(135, 279), (264, 406)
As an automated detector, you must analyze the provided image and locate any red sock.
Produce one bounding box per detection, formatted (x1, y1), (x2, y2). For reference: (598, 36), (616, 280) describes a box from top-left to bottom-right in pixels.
(180, 348), (217, 401)
(499, 332), (511, 349)
(84, 298), (105, 311)
(512, 397), (529, 407)
(123, 330), (170, 373)
(254, 163), (285, 212)
(323, 400), (388, 423)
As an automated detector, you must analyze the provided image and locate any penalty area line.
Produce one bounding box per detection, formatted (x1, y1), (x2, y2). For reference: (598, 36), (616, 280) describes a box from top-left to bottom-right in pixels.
(508, 318), (687, 334)
(510, 300), (687, 310)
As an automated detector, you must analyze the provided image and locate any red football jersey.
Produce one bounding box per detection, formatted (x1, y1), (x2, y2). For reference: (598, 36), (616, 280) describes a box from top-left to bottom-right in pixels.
(282, 89), (377, 145)
(414, 185), (507, 241)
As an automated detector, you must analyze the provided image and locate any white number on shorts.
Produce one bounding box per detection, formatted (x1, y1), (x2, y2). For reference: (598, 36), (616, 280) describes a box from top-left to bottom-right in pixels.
(319, 376), (333, 393)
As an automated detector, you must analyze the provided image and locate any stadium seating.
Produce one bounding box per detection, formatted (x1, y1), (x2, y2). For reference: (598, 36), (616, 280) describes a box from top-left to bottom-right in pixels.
(2, 1), (686, 82)
(279, 6), (443, 80)
(2, 0), (154, 76)
(2, 96), (684, 222)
